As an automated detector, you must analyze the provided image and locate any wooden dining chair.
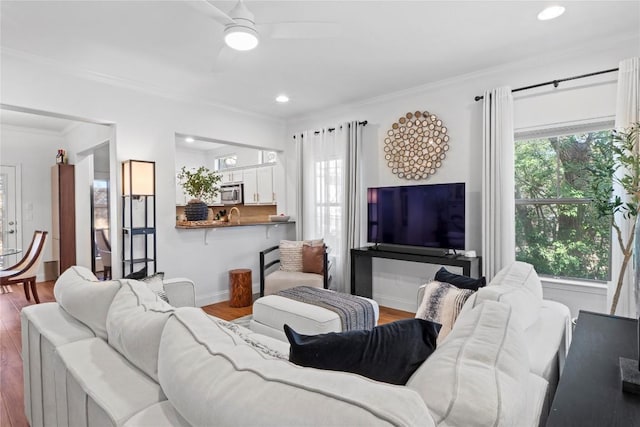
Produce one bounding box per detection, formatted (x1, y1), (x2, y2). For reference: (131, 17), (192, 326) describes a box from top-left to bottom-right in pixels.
(94, 228), (111, 280)
(0, 230), (48, 304)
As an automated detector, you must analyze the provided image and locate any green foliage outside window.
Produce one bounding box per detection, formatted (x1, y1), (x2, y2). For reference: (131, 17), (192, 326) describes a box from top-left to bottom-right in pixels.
(515, 130), (613, 282)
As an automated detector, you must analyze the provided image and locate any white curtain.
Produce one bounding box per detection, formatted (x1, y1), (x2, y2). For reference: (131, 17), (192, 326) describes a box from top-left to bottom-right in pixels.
(611, 57), (640, 316)
(345, 122), (365, 293)
(482, 86), (516, 281)
(299, 122), (364, 293)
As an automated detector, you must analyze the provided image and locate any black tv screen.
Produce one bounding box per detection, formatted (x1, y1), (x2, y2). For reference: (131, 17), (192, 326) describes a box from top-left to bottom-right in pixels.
(367, 183), (465, 250)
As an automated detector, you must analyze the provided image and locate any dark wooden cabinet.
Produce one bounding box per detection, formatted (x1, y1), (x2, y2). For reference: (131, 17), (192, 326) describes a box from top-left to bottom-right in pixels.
(546, 311), (640, 427)
(51, 164), (76, 277)
(350, 246), (481, 298)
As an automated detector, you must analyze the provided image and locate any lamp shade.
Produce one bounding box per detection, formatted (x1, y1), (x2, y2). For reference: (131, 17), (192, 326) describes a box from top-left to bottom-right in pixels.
(122, 160), (155, 196)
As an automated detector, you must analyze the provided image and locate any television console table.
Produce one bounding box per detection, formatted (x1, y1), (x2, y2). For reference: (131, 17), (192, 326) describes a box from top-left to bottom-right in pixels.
(350, 246), (481, 298)
(546, 311), (640, 427)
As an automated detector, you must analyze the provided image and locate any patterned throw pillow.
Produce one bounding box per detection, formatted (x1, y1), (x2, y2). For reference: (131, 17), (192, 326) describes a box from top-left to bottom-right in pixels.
(415, 280), (474, 344)
(279, 240), (304, 272)
(139, 272), (169, 303)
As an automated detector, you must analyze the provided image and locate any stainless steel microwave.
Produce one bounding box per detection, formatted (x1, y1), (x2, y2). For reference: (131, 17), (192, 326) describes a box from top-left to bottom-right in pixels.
(220, 184), (243, 205)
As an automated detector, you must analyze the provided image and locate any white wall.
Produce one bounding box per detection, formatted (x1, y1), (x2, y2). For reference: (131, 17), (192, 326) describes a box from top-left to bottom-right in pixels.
(0, 125), (66, 279)
(286, 37), (638, 312)
(2, 52), (288, 305)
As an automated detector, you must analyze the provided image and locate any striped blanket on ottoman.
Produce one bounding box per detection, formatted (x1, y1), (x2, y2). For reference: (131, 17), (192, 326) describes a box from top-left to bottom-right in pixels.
(276, 286), (376, 331)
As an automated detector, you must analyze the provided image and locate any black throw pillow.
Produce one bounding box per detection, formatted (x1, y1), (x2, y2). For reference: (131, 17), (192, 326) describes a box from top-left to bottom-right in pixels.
(284, 318), (441, 385)
(124, 267), (148, 280)
(434, 267), (486, 291)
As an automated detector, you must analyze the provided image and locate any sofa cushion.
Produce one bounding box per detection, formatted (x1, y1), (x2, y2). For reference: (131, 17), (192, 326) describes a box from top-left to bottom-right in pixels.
(462, 261), (543, 330)
(106, 279), (174, 381)
(434, 267), (486, 290)
(56, 338), (165, 427)
(406, 301), (530, 427)
(158, 308), (434, 426)
(264, 270), (324, 295)
(285, 318), (440, 385)
(53, 265), (122, 339)
(122, 401), (191, 427)
(415, 280), (474, 343)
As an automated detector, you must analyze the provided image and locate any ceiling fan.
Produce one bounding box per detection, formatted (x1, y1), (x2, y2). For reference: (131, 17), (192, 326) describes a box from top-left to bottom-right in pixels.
(187, 0), (339, 66)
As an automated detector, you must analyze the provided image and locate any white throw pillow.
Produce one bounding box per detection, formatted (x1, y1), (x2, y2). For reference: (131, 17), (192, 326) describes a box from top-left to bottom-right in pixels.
(407, 300), (530, 427)
(279, 240), (304, 272)
(53, 266), (121, 339)
(106, 279), (174, 381)
(462, 261), (543, 330)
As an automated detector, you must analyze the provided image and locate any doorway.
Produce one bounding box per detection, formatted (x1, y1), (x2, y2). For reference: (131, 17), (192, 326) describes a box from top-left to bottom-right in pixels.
(0, 104), (117, 279)
(0, 165), (22, 268)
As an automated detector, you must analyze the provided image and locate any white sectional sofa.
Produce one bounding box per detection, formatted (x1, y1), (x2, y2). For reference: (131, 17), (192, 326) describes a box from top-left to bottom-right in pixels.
(22, 262), (570, 427)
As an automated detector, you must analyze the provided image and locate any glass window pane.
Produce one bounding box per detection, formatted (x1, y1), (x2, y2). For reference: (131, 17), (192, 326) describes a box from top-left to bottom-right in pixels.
(514, 128), (613, 282)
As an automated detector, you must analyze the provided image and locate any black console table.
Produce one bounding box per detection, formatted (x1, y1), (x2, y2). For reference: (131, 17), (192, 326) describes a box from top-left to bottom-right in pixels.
(546, 311), (640, 427)
(350, 246), (481, 298)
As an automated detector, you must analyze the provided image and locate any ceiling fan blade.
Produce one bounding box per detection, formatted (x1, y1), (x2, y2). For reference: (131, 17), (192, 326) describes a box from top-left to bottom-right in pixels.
(262, 22), (341, 39)
(211, 44), (239, 73)
(185, 0), (235, 26)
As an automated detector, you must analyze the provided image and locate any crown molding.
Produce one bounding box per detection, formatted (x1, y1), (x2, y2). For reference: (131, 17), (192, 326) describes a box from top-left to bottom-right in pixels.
(1, 47), (285, 125)
(1, 123), (66, 137)
(287, 31), (638, 125)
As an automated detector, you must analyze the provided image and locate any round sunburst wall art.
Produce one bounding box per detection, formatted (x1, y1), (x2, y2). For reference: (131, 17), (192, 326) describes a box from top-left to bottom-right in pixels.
(383, 111), (449, 180)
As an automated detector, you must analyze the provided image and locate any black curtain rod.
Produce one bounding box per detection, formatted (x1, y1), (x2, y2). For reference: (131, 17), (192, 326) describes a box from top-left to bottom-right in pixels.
(473, 68), (619, 102)
(311, 120), (368, 135)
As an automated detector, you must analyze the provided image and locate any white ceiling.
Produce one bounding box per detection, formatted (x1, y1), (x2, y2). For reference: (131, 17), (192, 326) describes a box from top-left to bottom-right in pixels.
(1, 1), (638, 120)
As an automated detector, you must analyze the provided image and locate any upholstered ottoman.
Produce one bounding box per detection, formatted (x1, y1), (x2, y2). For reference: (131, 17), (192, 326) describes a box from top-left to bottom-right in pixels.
(250, 288), (380, 342)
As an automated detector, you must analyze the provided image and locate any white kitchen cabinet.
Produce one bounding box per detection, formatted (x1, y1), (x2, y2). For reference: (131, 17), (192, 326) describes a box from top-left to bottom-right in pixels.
(243, 166), (275, 205)
(221, 170), (243, 184)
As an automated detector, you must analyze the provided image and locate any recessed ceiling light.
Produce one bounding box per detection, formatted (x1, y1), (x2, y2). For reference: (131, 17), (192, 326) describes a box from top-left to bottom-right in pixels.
(185, 137), (195, 143)
(276, 95), (290, 103)
(538, 5), (565, 21)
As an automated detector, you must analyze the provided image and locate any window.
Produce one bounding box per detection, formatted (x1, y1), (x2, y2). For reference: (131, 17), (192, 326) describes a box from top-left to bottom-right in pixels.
(514, 128), (613, 281)
(215, 155), (237, 170)
(260, 150), (277, 164)
(314, 158), (343, 237)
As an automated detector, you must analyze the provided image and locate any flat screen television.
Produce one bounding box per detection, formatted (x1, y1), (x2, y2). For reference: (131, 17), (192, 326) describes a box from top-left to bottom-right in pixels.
(367, 182), (465, 251)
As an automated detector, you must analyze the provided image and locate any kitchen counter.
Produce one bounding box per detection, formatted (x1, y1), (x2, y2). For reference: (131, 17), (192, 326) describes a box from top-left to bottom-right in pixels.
(175, 219), (295, 244)
(175, 220), (295, 229)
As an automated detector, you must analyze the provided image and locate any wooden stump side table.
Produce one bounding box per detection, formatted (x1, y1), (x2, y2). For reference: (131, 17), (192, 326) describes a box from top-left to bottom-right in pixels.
(229, 269), (252, 308)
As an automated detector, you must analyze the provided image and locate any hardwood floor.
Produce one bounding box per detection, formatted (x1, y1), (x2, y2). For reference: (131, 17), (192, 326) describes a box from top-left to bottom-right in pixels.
(1, 282), (413, 427)
(202, 296), (415, 325)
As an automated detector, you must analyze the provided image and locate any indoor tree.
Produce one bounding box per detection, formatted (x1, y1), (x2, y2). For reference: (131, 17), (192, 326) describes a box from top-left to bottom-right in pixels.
(590, 123), (640, 315)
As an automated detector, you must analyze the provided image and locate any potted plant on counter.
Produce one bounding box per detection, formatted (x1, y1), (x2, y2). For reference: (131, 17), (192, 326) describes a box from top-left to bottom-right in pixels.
(177, 166), (222, 221)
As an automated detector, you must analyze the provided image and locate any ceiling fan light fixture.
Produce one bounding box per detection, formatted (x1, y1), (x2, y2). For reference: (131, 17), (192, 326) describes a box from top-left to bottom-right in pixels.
(224, 25), (259, 51)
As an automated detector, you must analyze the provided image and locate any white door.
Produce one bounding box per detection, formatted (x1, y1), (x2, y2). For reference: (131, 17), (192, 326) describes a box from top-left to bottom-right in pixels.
(0, 165), (22, 268)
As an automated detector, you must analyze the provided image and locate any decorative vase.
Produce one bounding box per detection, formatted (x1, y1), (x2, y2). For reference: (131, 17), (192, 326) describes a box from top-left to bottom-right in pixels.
(184, 200), (208, 221)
